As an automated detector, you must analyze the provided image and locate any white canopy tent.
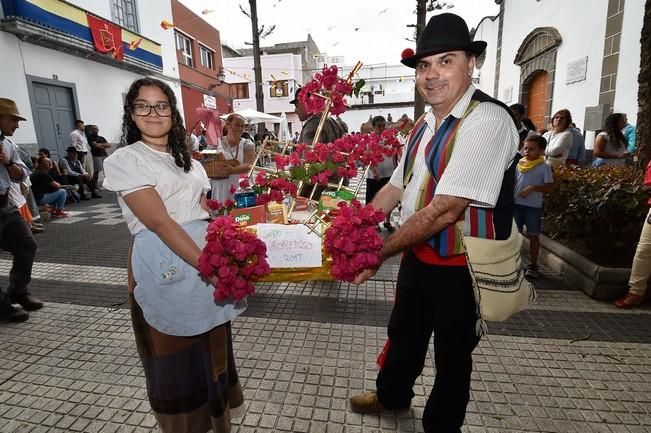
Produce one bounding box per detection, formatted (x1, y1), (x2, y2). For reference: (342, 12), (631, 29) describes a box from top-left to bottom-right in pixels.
(221, 108), (282, 124)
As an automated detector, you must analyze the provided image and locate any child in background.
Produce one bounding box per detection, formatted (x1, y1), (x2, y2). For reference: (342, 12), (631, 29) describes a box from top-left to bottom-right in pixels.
(514, 135), (554, 278)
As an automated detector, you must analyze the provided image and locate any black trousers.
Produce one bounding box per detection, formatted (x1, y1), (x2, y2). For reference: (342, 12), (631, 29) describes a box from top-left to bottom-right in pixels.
(376, 250), (480, 433)
(0, 204), (37, 315)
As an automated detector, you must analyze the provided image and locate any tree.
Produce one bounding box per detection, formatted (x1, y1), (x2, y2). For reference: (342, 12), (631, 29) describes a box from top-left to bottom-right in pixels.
(239, 1), (276, 134)
(636, 0), (651, 168)
(411, 1), (454, 119)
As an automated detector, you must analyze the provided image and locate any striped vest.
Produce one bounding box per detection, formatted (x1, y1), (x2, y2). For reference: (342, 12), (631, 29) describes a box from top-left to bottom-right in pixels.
(402, 90), (518, 257)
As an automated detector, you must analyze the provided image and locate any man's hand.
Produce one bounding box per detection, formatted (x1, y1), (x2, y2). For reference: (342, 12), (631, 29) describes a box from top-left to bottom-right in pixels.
(352, 267), (378, 285)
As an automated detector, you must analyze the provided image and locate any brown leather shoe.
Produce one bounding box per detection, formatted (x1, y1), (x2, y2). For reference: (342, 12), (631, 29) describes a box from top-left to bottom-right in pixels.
(614, 293), (643, 309)
(11, 293), (44, 311)
(350, 391), (386, 413)
(350, 391), (410, 414)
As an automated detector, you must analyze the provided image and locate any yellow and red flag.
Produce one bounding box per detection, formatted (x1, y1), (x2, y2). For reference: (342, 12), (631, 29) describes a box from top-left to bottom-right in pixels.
(160, 19), (174, 30)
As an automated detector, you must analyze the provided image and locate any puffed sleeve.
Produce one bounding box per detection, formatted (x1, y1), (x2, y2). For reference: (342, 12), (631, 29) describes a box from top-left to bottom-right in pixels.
(103, 147), (157, 196)
(192, 159), (211, 193)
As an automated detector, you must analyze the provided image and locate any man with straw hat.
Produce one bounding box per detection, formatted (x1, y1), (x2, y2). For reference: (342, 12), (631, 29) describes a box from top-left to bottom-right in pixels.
(0, 98), (42, 323)
(349, 13), (519, 432)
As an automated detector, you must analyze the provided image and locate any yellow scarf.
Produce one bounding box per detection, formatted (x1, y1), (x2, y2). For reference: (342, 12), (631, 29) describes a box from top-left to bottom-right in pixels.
(517, 156), (545, 173)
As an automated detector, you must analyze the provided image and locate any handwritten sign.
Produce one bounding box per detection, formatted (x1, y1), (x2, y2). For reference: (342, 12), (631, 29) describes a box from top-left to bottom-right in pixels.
(256, 224), (323, 268)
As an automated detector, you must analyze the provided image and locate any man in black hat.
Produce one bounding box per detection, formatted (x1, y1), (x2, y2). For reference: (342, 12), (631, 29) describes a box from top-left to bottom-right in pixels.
(0, 98), (42, 323)
(349, 13), (519, 432)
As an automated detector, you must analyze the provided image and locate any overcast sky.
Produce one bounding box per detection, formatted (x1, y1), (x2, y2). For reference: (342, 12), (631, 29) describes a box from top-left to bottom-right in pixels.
(179, 0), (499, 66)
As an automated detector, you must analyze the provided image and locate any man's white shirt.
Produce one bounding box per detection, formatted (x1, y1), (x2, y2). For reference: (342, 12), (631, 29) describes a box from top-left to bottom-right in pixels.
(389, 85), (519, 225)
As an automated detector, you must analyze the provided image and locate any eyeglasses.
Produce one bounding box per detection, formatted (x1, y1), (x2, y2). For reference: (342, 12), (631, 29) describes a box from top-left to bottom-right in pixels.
(130, 102), (172, 117)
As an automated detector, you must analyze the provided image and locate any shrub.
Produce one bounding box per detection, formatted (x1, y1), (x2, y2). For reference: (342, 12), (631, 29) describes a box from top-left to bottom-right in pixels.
(543, 165), (648, 261)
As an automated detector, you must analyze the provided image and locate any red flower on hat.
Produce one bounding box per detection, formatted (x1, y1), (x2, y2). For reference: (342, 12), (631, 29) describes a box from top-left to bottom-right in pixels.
(401, 48), (415, 60)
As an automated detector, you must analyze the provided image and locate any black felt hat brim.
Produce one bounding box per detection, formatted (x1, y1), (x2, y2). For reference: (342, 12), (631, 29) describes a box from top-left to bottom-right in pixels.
(401, 41), (487, 68)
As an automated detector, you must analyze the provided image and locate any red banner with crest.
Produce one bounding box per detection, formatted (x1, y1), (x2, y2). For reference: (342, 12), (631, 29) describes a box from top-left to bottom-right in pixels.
(86, 14), (124, 60)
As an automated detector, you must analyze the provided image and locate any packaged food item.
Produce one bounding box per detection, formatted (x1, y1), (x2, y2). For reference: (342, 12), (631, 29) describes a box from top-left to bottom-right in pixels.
(318, 190), (355, 211)
(266, 202), (288, 224)
(229, 205), (266, 227)
(293, 196), (309, 211)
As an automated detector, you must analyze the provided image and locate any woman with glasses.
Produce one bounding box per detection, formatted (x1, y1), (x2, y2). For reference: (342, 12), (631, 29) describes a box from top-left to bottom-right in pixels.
(208, 113), (255, 202)
(543, 109), (573, 168)
(103, 78), (245, 433)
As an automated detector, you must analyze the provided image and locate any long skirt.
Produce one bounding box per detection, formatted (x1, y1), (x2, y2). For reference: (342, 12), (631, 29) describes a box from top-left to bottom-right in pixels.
(128, 250), (244, 433)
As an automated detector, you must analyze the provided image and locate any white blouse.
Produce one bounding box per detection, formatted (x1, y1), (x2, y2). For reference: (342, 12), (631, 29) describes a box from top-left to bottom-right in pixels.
(103, 141), (210, 234)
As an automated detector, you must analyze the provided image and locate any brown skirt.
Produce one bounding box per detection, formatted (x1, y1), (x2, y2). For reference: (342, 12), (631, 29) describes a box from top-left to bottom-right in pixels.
(128, 249), (244, 433)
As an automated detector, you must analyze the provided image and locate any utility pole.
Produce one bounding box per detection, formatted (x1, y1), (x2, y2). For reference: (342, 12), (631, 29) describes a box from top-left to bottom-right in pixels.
(414, 0), (427, 120)
(249, 0), (265, 133)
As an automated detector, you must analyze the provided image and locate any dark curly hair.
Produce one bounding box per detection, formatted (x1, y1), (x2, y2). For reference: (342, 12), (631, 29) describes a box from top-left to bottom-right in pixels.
(603, 113), (627, 151)
(120, 77), (191, 172)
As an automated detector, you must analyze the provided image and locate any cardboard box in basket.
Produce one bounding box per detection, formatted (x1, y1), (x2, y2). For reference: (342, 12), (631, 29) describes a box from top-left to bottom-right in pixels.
(229, 205), (266, 227)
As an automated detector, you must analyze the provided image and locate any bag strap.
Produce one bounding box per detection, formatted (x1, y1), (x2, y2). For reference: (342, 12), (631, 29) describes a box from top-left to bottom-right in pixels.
(454, 222), (488, 337)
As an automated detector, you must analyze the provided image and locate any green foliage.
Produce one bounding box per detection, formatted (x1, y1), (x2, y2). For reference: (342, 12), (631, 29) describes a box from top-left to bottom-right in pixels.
(543, 166), (648, 259)
(353, 79), (366, 98)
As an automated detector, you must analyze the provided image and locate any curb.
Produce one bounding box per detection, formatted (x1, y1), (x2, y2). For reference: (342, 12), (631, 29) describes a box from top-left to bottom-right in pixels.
(520, 234), (648, 301)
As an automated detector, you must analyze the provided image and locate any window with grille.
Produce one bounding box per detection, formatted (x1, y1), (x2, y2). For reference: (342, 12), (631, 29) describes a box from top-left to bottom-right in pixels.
(199, 45), (214, 70)
(175, 32), (194, 67)
(111, 0), (139, 33)
(231, 83), (249, 99)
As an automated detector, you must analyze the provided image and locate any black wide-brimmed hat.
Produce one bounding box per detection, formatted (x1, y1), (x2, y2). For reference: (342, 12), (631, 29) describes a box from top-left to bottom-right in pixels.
(401, 13), (487, 68)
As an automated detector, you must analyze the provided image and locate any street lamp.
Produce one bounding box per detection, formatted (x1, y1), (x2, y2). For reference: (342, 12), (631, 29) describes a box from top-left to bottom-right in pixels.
(216, 67), (226, 85)
(209, 67), (227, 91)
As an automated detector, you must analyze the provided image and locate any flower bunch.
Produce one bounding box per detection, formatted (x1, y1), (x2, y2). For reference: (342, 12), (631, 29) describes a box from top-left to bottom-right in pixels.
(206, 198), (236, 217)
(198, 216), (271, 301)
(274, 129), (402, 185)
(299, 65), (354, 116)
(324, 200), (385, 282)
(251, 171), (298, 205)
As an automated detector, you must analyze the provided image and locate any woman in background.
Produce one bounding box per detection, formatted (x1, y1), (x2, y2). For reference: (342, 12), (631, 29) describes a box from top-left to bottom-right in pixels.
(592, 113), (629, 167)
(543, 109), (573, 168)
(209, 113), (255, 201)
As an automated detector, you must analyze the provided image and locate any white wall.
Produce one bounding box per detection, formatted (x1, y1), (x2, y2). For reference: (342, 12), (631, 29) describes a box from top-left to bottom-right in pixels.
(0, 0), (184, 150)
(613, 0), (644, 125)
(0, 34), (37, 145)
(498, 0), (609, 129)
(224, 52), (303, 132)
(473, 14), (499, 96)
(339, 107), (414, 135)
(343, 63), (415, 106)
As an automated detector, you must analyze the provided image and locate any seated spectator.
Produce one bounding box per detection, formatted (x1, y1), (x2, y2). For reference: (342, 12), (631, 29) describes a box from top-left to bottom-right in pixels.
(543, 109), (573, 168)
(38, 147), (64, 182)
(593, 113), (629, 167)
(59, 147), (93, 200)
(30, 157), (68, 218)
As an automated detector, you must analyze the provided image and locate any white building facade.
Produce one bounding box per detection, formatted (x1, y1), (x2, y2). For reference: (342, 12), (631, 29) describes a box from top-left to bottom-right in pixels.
(474, 0), (644, 147)
(223, 52), (303, 134)
(338, 62), (416, 134)
(0, 0), (182, 156)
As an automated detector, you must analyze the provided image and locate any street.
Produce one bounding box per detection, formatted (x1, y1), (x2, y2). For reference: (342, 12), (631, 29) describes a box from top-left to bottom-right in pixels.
(0, 193), (650, 433)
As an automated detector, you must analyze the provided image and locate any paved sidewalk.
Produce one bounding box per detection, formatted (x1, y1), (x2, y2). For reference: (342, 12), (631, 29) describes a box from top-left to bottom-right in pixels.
(1, 193), (650, 433)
